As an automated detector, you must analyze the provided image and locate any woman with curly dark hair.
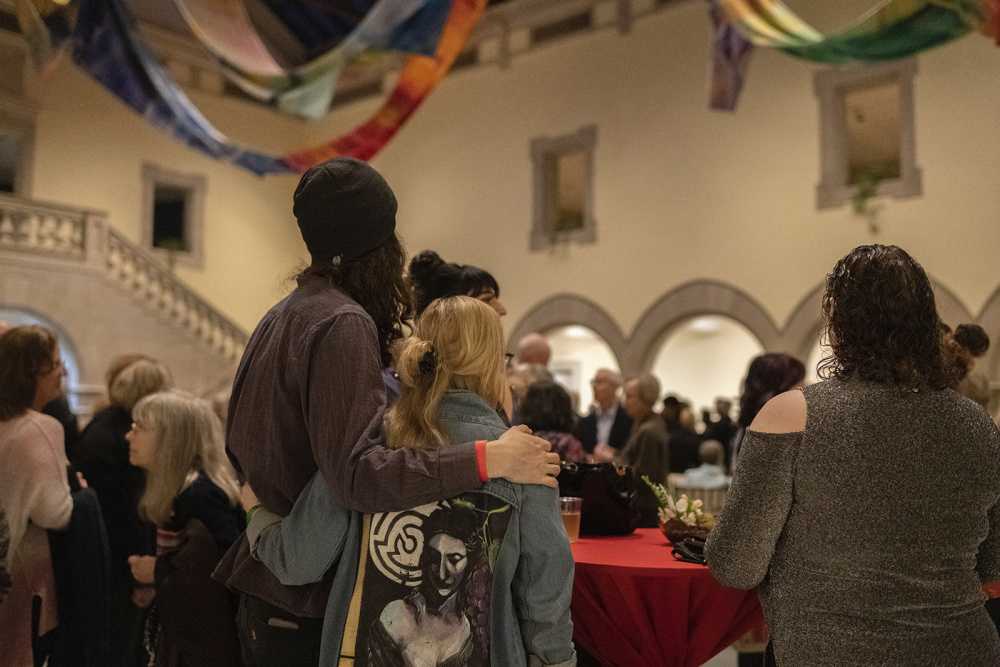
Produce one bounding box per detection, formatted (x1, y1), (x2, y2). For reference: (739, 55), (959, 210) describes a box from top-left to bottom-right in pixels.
(706, 244), (1000, 666)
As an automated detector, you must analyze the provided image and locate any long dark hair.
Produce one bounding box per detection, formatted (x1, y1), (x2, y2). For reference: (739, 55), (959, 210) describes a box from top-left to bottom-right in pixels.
(0, 325), (58, 421)
(519, 380), (577, 433)
(298, 233), (412, 368)
(409, 250), (500, 316)
(737, 353), (806, 428)
(819, 244), (954, 391)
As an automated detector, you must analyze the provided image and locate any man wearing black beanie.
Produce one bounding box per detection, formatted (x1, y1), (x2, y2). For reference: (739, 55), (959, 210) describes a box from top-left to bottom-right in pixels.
(215, 157), (558, 666)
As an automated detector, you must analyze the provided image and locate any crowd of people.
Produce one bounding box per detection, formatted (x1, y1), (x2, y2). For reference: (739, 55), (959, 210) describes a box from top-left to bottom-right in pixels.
(0, 157), (997, 666)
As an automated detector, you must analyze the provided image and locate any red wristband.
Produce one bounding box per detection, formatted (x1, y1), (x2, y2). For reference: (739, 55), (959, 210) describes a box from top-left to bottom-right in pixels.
(475, 440), (489, 482)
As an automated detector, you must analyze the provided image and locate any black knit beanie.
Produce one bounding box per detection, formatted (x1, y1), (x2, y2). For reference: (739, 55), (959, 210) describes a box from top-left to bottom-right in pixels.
(292, 157), (397, 264)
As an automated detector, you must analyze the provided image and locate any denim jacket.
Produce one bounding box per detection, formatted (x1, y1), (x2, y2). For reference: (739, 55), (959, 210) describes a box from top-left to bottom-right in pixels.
(248, 390), (576, 667)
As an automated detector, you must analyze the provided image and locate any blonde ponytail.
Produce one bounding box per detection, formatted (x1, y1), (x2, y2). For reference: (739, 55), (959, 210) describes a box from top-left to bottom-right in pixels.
(387, 296), (507, 450)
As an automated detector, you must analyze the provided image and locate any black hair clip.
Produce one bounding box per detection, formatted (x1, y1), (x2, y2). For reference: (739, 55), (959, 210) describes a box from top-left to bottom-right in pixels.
(418, 348), (438, 376)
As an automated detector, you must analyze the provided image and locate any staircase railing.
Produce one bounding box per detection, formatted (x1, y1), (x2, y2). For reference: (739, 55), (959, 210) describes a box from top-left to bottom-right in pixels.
(0, 193), (248, 360)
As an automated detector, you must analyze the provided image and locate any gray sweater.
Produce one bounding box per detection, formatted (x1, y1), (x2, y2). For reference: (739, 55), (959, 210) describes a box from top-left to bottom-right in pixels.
(706, 379), (1000, 666)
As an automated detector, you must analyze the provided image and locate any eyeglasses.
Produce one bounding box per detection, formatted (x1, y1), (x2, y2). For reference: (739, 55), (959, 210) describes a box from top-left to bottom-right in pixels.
(41, 359), (65, 374)
(504, 352), (515, 368)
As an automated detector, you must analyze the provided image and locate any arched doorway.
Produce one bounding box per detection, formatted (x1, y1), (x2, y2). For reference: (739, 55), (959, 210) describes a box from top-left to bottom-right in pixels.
(0, 306), (81, 409)
(544, 325), (620, 413)
(649, 315), (764, 419)
(804, 336), (831, 386)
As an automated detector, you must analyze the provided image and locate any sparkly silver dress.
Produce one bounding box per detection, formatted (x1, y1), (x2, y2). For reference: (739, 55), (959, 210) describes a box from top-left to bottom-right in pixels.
(706, 379), (1000, 666)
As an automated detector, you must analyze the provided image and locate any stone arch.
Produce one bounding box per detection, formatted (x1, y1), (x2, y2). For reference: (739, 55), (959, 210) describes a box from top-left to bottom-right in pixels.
(0, 302), (83, 388)
(627, 280), (779, 376)
(776, 283), (826, 362)
(933, 280), (975, 330)
(974, 283), (1000, 391)
(779, 276), (982, 385)
(507, 294), (628, 372)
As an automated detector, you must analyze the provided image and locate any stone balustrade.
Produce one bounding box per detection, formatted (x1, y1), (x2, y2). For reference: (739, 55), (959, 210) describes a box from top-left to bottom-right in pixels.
(0, 194), (93, 261)
(0, 193), (248, 361)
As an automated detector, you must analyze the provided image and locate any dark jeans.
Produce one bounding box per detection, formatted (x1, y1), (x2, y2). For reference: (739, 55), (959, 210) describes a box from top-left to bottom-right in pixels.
(236, 593), (324, 667)
(987, 597), (1000, 636)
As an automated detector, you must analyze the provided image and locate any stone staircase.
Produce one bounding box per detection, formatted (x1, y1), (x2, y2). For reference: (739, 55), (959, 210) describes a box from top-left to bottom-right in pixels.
(0, 193), (248, 420)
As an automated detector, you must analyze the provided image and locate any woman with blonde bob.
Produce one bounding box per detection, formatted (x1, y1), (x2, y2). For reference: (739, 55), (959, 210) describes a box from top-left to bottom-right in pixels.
(125, 391), (243, 666)
(243, 296), (576, 666)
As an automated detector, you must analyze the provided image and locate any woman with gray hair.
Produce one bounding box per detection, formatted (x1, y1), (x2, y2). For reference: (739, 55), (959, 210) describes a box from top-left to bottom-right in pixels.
(73, 356), (172, 667)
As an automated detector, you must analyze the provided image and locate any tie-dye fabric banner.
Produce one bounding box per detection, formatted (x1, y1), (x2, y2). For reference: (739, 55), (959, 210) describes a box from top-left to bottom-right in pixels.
(710, 0), (992, 109)
(17, 0), (486, 175)
(173, 0), (452, 118)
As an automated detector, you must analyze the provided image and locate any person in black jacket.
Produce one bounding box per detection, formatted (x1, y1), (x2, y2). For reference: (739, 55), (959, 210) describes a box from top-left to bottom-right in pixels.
(576, 368), (632, 459)
(72, 355), (172, 667)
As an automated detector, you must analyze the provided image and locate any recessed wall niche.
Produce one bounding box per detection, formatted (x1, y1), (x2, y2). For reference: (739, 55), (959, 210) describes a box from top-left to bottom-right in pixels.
(814, 59), (921, 210)
(141, 163), (206, 269)
(530, 125), (597, 251)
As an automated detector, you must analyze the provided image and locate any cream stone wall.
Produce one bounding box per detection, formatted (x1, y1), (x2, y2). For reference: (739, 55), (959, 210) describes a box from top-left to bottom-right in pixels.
(307, 1), (1000, 349)
(10, 0), (1000, 397)
(28, 63), (308, 331)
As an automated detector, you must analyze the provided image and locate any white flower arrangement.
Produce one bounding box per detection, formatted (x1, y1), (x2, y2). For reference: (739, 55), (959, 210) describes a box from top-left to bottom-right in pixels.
(643, 476), (711, 528)
(658, 493), (703, 526)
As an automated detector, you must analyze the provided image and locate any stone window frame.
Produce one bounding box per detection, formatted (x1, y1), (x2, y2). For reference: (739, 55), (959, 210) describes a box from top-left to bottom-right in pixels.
(814, 59), (922, 210)
(529, 125), (597, 251)
(141, 163), (206, 269)
(0, 108), (36, 198)
(0, 28), (38, 198)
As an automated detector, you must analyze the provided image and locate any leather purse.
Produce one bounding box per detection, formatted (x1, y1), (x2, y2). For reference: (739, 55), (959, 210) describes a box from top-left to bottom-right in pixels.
(557, 462), (640, 536)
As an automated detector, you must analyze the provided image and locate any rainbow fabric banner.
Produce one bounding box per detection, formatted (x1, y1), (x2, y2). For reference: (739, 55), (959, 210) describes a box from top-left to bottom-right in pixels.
(710, 0), (993, 109)
(17, 0), (486, 175)
(715, 0), (980, 62)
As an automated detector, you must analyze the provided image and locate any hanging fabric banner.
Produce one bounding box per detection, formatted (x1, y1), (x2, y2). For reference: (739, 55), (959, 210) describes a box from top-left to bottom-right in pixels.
(172, 0), (453, 118)
(49, 0), (486, 175)
(280, 0), (486, 169)
(715, 0), (979, 63)
(709, 5), (755, 111)
(710, 0), (987, 109)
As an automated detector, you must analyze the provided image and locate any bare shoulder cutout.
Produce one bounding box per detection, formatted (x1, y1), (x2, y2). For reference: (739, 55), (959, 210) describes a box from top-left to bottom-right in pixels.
(748, 389), (806, 434)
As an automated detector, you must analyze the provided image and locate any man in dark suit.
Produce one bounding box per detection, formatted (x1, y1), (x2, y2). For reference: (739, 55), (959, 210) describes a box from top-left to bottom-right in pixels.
(575, 368), (633, 457)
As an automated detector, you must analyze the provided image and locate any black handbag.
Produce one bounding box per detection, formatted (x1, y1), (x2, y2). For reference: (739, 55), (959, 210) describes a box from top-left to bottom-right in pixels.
(556, 462), (640, 536)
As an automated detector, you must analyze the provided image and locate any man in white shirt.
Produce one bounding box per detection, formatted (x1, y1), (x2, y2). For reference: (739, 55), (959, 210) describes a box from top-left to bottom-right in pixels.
(576, 369), (633, 459)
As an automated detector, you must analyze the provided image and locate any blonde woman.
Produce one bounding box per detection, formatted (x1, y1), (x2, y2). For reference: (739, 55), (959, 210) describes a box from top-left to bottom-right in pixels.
(244, 296), (576, 667)
(125, 391), (243, 667)
(73, 356), (172, 667)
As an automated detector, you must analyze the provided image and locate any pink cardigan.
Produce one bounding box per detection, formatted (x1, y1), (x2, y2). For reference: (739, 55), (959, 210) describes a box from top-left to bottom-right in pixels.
(0, 410), (73, 666)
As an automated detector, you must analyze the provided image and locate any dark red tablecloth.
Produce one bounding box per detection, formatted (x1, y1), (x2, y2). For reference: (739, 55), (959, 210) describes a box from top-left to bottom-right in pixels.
(570, 528), (765, 667)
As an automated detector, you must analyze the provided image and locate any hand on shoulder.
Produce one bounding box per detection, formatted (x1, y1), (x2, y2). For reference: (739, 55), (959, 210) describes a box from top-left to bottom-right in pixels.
(749, 389), (806, 434)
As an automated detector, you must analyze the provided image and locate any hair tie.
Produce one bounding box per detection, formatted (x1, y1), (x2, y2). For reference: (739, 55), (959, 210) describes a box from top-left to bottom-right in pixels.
(418, 348), (438, 376)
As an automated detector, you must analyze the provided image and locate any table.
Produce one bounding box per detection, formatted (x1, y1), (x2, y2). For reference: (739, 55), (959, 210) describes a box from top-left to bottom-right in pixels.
(570, 528), (765, 667)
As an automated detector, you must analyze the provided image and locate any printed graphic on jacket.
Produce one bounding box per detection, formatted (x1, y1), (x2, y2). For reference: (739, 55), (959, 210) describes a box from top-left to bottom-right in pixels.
(355, 493), (511, 667)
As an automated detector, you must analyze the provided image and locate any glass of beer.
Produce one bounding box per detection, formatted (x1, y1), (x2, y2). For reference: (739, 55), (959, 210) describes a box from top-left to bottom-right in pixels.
(560, 496), (583, 543)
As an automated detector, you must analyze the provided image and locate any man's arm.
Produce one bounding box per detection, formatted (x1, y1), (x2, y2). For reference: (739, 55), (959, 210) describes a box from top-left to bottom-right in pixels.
(307, 312), (557, 514)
